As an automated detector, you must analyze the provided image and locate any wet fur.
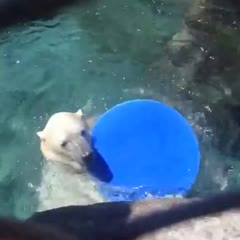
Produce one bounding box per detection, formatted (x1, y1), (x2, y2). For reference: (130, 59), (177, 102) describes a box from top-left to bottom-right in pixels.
(36, 110), (105, 211)
(36, 160), (104, 211)
(37, 110), (93, 172)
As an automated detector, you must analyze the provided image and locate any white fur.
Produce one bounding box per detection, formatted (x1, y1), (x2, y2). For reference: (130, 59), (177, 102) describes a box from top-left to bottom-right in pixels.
(37, 110), (92, 171)
(37, 161), (104, 211)
(36, 110), (105, 212)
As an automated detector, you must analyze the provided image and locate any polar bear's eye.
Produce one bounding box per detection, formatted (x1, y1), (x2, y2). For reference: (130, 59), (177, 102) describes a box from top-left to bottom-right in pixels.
(60, 140), (68, 147)
(81, 130), (86, 137)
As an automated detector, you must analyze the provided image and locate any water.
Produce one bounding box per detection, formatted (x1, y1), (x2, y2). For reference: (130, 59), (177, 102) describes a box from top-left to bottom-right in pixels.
(0, 0), (240, 218)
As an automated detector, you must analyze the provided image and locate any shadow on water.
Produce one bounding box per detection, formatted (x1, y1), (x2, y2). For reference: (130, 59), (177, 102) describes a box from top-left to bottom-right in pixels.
(0, 0), (91, 29)
(0, 0), (240, 219)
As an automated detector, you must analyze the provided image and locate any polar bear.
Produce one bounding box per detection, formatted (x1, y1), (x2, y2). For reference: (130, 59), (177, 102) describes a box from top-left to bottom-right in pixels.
(36, 109), (105, 212)
(37, 109), (92, 173)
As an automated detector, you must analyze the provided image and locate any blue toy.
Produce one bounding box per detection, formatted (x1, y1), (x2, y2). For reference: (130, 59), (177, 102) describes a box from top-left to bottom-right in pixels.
(87, 99), (200, 200)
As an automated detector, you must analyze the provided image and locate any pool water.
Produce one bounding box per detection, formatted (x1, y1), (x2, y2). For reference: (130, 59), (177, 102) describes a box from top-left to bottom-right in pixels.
(0, 0), (240, 218)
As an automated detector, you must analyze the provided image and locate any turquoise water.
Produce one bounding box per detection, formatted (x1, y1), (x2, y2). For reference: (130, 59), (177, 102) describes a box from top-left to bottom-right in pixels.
(0, 0), (239, 218)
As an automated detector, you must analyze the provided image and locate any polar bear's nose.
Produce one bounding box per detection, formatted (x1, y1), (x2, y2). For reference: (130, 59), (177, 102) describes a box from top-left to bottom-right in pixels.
(60, 140), (68, 147)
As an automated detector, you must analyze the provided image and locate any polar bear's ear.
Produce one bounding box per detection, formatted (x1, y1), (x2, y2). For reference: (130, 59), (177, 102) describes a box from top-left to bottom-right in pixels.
(36, 131), (45, 141)
(76, 109), (83, 116)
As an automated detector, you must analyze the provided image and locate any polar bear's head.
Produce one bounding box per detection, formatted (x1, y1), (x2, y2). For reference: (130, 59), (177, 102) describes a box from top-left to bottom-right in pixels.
(37, 109), (92, 168)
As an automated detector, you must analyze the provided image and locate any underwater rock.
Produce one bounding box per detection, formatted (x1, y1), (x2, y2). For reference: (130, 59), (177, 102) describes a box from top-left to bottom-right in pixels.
(149, 0), (240, 160)
(71, 0), (190, 65)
